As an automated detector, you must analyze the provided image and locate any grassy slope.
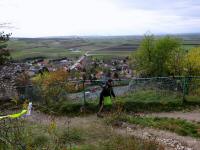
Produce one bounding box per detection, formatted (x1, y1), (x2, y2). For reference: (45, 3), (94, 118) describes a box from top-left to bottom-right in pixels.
(0, 117), (160, 150)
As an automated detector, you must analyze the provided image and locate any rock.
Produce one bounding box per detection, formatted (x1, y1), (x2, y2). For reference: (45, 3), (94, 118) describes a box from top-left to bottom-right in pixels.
(0, 63), (28, 100)
(113, 121), (124, 127)
(143, 131), (151, 138)
(121, 122), (128, 128)
(185, 148), (193, 150)
(126, 126), (133, 132)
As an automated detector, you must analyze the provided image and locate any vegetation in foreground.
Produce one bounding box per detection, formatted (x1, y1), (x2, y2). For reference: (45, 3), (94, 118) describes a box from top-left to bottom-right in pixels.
(107, 114), (200, 138)
(0, 117), (162, 150)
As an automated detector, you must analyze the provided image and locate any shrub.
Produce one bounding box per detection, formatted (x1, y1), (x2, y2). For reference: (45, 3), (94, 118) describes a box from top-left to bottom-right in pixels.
(32, 69), (69, 104)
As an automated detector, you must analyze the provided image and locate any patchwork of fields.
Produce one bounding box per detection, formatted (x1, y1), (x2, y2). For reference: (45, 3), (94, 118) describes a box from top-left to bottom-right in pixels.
(9, 34), (200, 60)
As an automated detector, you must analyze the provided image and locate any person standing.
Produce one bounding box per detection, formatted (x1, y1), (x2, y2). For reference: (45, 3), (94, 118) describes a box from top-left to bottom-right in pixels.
(97, 79), (115, 117)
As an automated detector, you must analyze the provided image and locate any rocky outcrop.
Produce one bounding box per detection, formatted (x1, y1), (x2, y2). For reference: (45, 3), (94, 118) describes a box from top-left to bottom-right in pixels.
(0, 63), (27, 100)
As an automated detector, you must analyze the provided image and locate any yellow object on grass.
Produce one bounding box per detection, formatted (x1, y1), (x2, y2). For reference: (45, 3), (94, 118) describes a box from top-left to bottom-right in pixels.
(0, 110), (27, 120)
(0, 102), (32, 120)
(8, 110), (27, 119)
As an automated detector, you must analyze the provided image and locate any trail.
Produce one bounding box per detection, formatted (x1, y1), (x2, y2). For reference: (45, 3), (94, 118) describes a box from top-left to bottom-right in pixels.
(146, 110), (200, 122)
(68, 85), (129, 100)
(115, 122), (196, 150)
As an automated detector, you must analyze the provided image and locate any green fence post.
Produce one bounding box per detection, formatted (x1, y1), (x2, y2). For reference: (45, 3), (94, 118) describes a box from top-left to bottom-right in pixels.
(182, 77), (189, 103)
(83, 80), (86, 106)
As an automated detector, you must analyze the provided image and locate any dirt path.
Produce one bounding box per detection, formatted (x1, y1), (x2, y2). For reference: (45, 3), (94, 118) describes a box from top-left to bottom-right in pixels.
(146, 110), (200, 122)
(115, 122), (197, 150)
(26, 110), (200, 150)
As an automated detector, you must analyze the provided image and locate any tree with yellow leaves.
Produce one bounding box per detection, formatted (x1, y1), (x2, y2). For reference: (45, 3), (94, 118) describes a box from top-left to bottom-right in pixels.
(32, 69), (69, 104)
(183, 47), (200, 76)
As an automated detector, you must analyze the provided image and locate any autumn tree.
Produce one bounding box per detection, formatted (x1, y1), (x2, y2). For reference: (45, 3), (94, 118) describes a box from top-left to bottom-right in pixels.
(183, 47), (200, 76)
(166, 48), (185, 76)
(32, 69), (69, 104)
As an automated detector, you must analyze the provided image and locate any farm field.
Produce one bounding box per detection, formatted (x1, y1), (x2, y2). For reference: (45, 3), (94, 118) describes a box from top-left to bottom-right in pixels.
(9, 34), (200, 61)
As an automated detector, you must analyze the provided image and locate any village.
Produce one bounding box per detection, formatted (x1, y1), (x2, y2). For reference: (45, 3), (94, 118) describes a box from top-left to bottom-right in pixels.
(0, 51), (133, 101)
(22, 52), (132, 80)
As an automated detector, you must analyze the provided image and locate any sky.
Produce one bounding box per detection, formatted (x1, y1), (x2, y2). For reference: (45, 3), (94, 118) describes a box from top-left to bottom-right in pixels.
(0, 0), (200, 37)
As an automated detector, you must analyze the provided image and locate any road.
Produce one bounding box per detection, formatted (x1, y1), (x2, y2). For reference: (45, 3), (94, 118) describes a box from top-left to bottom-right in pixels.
(70, 51), (89, 70)
(68, 85), (129, 101)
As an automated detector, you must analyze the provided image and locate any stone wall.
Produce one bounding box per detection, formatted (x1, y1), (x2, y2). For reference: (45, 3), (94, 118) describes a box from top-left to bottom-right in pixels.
(0, 63), (27, 100)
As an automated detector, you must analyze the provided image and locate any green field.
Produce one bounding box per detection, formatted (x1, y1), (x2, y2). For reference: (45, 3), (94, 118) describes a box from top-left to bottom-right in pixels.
(10, 47), (83, 60)
(8, 34), (200, 60)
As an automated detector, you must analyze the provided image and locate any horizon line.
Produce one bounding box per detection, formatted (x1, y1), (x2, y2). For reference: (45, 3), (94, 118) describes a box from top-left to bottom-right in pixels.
(11, 32), (200, 39)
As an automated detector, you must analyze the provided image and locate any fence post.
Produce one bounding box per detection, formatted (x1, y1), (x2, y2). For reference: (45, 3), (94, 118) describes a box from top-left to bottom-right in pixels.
(83, 80), (86, 106)
(182, 77), (189, 103)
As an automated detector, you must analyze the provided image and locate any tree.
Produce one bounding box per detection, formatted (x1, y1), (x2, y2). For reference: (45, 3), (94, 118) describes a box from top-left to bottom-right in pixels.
(0, 32), (11, 65)
(32, 69), (69, 104)
(166, 48), (185, 76)
(152, 36), (181, 76)
(131, 35), (181, 76)
(183, 47), (200, 76)
(131, 34), (155, 76)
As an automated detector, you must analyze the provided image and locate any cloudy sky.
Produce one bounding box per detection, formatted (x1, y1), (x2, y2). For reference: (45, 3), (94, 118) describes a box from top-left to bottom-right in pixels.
(0, 0), (200, 37)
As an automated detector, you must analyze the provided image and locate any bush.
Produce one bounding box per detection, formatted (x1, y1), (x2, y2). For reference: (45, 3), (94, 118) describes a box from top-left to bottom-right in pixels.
(32, 70), (69, 104)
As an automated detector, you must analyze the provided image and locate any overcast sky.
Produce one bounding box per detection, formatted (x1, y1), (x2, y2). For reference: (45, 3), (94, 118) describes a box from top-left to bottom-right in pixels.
(0, 0), (200, 37)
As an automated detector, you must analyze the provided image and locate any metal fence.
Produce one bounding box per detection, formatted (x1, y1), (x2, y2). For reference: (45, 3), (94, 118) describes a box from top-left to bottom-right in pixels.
(2, 77), (200, 106)
(128, 77), (200, 102)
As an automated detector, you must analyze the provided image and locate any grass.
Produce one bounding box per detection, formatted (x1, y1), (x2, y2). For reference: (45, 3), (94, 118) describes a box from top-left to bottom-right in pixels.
(10, 47), (83, 60)
(8, 38), (133, 60)
(34, 89), (200, 116)
(10, 48), (132, 60)
(0, 117), (161, 150)
(108, 114), (200, 138)
(121, 90), (181, 103)
(88, 50), (132, 56)
(81, 135), (161, 150)
(114, 90), (184, 112)
(35, 101), (98, 116)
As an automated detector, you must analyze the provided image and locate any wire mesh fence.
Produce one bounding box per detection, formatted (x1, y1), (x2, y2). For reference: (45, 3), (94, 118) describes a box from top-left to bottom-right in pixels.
(1, 77), (200, 106)
(128, 77), (200, 102)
